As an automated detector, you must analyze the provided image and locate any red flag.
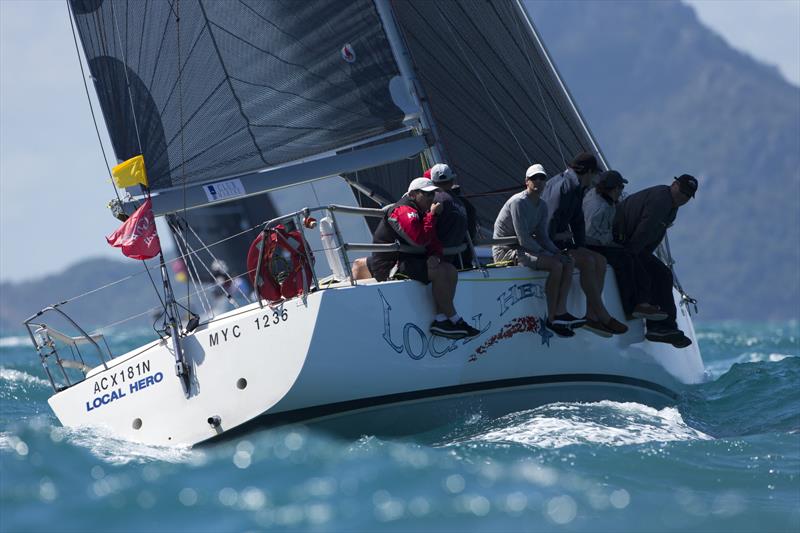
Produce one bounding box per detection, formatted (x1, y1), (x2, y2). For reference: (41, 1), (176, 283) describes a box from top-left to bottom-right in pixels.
(106, 198), (161, 260)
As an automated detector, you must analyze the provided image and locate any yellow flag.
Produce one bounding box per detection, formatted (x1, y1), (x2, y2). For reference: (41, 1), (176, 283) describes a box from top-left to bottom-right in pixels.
(112, 155), (149, 188)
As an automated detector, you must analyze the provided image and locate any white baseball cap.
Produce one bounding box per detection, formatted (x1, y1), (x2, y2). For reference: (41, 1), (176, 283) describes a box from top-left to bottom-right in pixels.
(428, 163), (456, 183)
(525, 163), (547, 180)
(407, 177), (439, 193)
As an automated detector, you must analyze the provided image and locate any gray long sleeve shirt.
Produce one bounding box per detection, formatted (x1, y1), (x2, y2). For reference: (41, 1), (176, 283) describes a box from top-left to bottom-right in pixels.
(583, 188), (616, 246)
(493, 190), (560, 259)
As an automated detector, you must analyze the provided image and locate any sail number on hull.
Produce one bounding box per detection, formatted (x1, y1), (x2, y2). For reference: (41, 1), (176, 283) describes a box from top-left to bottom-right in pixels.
(208, 308), (289, 348)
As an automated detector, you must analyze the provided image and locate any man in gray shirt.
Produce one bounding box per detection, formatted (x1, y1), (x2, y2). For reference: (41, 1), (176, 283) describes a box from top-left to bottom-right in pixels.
(493, 164), (581, 338)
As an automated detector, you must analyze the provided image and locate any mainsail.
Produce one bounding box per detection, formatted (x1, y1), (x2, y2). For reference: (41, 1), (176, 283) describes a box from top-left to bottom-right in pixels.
(69, 0), (408, 193)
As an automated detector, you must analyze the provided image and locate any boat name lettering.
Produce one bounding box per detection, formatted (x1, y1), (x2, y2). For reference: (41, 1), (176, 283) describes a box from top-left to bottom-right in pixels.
(379, 289), (489, 360)
(85, 371), (163, 412)
(92, 359), (151, 394)
(498, 283), (545, 316)
(208, 308), (289, 347)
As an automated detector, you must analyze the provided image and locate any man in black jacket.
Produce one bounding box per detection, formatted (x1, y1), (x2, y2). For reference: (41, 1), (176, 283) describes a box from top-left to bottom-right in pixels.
(613, 174), (698, 348)
(542, 152), (628, 337)
(427, 163), (477, 268)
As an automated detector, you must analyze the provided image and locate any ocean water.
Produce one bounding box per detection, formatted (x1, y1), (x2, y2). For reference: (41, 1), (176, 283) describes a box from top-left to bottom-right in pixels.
(1, 321), (798, 532)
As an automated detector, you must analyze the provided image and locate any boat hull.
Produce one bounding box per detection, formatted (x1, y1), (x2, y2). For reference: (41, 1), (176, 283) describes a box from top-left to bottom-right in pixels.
(47, 266), (704, 446)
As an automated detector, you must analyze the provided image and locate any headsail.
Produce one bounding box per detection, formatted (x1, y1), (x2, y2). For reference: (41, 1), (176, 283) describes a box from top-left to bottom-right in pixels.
(69, 0), (408, 194)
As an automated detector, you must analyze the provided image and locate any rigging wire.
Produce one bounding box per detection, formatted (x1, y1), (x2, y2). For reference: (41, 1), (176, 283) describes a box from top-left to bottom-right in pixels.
(433, 4), (530, 164)
(510, 4), (566, 168)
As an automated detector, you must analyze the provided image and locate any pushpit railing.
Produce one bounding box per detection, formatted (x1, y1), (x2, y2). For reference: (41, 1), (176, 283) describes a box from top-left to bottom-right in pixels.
(24, 305), (113, 392)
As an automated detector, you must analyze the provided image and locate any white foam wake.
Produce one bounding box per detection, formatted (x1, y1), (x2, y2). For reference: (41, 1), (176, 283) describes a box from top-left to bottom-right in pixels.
(58, 425), (197, 465)
(469, 401), (712, 449)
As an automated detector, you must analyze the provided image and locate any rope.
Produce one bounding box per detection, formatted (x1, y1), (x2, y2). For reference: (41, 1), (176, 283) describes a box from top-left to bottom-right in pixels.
(434, 4), (530, 163)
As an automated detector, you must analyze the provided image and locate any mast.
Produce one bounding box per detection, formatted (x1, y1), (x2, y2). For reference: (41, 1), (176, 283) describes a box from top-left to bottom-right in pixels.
(374, 0), (445, 165)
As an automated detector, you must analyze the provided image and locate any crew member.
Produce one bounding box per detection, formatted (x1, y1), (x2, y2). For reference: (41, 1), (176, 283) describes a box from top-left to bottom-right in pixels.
(492, 164), (578, 338)
(351, 177), (480, 339)
(583, 170), (668, 322)
(541, 152), (628, 337)
(613, 174), (699, 348)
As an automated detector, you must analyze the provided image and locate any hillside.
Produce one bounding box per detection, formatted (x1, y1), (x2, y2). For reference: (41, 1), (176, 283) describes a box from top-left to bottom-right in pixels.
(526, 0), (800, 319)
(0, 258), (169, 335)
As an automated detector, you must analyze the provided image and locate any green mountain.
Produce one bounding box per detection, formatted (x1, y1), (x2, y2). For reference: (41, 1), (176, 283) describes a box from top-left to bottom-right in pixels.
(526, 0), (800, 320)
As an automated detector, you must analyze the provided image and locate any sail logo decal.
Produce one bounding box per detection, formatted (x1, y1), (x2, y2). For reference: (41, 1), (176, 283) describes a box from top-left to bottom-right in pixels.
(468, 316), (551, 363)
(203, 178), (246, 202)
(341, 43), (356, 63)
(378, 289), (489, 360)
(497, 283), (545, 316)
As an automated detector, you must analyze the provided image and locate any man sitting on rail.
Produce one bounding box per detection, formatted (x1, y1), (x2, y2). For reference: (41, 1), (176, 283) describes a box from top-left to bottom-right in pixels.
(582, 170), (668, 323)
(492, 164), (577, 338)
(541, 152), (628, 337)
(351, 177), (480, 340)
(426, 163), (477, 268)
(612, 174), (698, 348)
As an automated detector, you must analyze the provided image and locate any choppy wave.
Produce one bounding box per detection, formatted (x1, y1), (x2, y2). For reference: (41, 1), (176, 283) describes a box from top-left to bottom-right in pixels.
(0, 367), (50, 388)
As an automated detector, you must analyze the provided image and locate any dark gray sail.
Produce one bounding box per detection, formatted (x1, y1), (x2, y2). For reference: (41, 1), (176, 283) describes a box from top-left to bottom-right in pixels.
(388, 0), (603, 228)
(69, 0), (406, 191)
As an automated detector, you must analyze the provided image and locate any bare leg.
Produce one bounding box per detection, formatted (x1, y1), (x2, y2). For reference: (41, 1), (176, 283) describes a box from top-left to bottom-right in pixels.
(351, 257), (371, 280)
(569, 248), (610, 322)
(533, 255), (563, 318)
(429, 262), (457, 317)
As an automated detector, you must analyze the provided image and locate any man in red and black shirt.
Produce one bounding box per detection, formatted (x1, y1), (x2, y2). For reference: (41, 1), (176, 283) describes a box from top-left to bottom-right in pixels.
(352, 177), (479, 340)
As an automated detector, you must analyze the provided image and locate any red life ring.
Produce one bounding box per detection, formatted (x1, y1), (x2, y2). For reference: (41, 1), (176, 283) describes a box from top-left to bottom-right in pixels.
(246, 225), (314, 302)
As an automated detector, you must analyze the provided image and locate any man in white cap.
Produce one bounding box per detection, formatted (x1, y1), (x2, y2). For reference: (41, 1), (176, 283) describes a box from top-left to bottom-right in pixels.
(492, 164), (579, 338)
(426, 163), (477, 267)
(351, 177), (480, 339)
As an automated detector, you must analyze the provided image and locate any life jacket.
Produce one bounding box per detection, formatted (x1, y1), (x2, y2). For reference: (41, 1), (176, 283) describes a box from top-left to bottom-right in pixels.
(246, 225), (314, 303)
(371, 195), (426, 263)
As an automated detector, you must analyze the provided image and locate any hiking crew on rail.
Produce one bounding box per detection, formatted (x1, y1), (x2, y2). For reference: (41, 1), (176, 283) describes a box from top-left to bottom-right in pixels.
(352, 156), (696, 348)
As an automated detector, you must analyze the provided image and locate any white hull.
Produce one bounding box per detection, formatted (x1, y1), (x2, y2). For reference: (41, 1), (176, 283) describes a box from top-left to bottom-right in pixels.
(48, 266), (704, 446)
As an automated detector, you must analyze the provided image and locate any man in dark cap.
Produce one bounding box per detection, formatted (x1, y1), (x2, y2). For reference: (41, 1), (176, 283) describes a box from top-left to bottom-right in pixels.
(613, 174), (699, 348)
(583, 170), (668, 323)
(541, 152), (628, 337)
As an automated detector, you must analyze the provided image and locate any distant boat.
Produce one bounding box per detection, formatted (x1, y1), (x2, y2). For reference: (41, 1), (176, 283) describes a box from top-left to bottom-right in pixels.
(24, 0), (703, 446)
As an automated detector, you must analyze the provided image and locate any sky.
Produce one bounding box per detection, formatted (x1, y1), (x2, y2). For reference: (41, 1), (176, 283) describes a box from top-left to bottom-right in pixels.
(1, 0), (799, 283)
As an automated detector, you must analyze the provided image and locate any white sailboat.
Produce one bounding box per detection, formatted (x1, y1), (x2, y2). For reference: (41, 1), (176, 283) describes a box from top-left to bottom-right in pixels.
(25, 0), (704, 447)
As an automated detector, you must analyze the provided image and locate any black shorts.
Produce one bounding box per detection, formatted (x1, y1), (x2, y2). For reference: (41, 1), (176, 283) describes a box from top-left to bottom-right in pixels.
(395, 257), (430, 284)
(366, 255), (394, 282)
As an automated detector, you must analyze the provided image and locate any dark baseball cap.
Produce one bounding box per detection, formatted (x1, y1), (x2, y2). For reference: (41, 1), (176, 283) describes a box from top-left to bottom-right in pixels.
(568, 152), (599, 174)
(597, 170), (628, 188)
(674, 174), (698, 198)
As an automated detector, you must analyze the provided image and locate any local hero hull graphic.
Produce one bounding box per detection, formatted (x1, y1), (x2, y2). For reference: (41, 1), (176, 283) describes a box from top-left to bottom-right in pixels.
(47, 266), (703, 447)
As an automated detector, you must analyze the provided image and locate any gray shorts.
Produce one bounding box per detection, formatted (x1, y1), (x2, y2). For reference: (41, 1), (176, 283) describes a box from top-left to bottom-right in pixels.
(493, 247), (541, 269)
